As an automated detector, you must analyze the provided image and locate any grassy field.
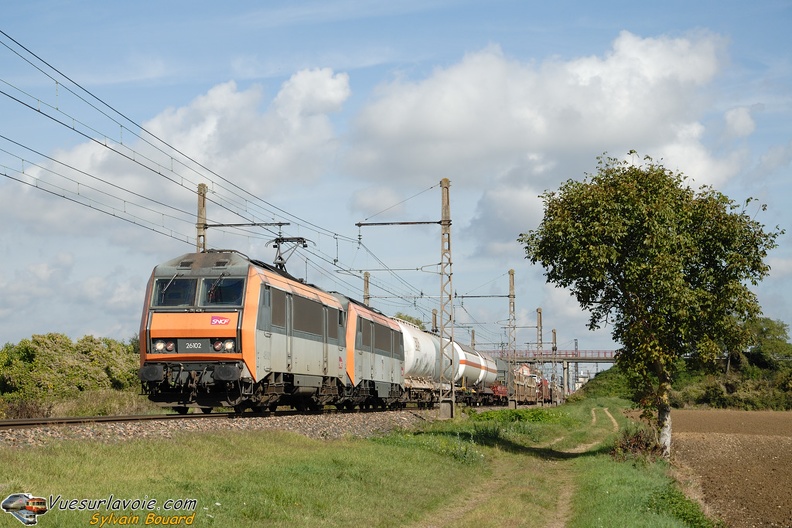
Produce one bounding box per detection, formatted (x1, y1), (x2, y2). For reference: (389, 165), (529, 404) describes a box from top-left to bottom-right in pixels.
(0, 397), (721, 527)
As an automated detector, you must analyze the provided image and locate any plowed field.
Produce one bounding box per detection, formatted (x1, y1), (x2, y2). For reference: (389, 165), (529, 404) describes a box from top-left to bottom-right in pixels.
(672, 409), (792, 528)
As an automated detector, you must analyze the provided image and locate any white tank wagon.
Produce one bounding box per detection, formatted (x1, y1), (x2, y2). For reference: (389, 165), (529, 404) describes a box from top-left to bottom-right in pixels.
(453, 341), (499, 406)
(397, 319), (501, 406)
(396, 320), (441, 407)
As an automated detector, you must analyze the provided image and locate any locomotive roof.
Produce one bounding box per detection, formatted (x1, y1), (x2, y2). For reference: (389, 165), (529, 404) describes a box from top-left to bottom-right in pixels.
(154, 250), (252, 276)
(153, 249), (343, 300)
(155, 249), (308, 281)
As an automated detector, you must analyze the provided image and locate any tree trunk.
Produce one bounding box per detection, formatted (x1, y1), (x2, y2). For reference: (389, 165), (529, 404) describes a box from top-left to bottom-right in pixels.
(658, 402), (672, 458)
(656, 366), (673, 458)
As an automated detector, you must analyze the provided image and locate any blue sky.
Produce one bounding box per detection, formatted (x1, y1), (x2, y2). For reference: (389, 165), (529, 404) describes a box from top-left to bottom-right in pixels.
(1, 1), (791, 365)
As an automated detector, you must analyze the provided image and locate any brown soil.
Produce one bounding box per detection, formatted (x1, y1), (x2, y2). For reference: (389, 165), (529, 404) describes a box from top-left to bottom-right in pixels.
(671, 409), (792, 528)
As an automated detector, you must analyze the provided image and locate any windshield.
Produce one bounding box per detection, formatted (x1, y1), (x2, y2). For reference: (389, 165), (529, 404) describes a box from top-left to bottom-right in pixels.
(152, 277), (197, 307)
(200, 277), (245, 306)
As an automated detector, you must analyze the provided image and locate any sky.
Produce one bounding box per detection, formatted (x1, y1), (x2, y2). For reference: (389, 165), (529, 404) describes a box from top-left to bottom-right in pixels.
(1, 0), (791, 369)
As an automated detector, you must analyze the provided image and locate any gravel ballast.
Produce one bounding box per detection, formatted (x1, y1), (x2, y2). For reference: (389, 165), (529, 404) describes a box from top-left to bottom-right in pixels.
(0, 410), (438, 448)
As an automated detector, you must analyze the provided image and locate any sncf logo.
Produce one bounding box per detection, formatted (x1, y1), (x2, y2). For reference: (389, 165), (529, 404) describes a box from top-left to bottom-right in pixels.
(211, 316), (230, 325)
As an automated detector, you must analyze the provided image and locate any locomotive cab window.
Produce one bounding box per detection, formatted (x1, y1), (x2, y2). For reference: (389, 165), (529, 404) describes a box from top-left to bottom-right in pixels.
(200, 276), (245, 306)
(152, 277), (197, 307)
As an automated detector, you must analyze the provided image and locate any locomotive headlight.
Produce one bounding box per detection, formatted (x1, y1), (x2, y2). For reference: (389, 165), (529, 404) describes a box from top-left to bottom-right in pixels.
(212, 339), (235, 352)
(153, 340), (175, 353)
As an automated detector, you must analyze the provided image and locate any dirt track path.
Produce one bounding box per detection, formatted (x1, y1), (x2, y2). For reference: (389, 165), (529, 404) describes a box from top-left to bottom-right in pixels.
(407, 407), (620, 528)
(545, 408), (620, 528)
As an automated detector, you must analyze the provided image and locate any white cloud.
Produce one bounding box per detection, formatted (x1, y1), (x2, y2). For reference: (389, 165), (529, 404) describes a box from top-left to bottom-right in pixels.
(3, 71), (351, 246)
(724, 107), (756, 138)
(146, 72), (350, 196)
(274, 68), (350, 118)
(344, 31), (727, 188)
(655, 123), (747, 187)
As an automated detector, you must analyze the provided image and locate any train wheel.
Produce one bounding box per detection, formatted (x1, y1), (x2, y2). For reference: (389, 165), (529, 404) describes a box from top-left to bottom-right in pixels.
(200, 407), (213, 414)
(172, 406), (189, 415)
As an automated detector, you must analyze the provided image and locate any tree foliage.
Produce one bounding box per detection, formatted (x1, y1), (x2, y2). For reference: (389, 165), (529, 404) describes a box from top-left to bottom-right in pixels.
(393, 312), (426, 330)
(518, 153), (782, 453)
(741, 317), (792, 370)
(0, 333), (139, 403)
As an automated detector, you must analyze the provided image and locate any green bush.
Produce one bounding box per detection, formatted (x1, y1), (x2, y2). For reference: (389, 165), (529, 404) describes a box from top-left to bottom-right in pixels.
(0, 333), (139, 407)
(611, 422), (663, 463)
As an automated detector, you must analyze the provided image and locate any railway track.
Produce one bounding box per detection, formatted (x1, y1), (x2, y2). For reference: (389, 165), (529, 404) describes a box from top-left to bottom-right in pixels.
(0, 408), (438, 449)
(0, 406), (428, 431)
(0, 412), (233, 430)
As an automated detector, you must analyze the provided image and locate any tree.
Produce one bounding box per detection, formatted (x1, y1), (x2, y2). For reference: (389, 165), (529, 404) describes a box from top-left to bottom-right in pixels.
(518, 153), (782, 457)
(742, 317), (792, 370)
(393, 312), (426, 331)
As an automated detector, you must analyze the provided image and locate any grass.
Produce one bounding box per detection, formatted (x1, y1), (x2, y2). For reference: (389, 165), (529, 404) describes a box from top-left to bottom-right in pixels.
(1, 388), (164, 418)
(568, 451), (725, 527)
(50, 389), (164, 417)
(0, 430), (481, 527)
(0, 397), (724, 527)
